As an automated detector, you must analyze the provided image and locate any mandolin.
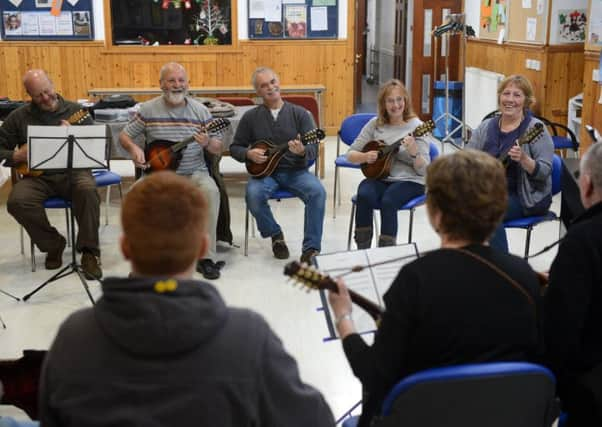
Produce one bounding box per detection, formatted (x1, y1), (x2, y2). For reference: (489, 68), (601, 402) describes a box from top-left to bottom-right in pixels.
(246, 128), (325, 178)
(284, 261), (384, 324)
(15, 109), (91, 177)
(361, 120), (435, 179)
(499, 122), (544, 167)
(144, 118), (231, 173)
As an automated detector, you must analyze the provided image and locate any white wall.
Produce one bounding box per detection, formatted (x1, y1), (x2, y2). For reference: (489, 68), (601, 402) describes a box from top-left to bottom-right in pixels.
(92, 0), (104, 40)
(375, 0), (395, 84)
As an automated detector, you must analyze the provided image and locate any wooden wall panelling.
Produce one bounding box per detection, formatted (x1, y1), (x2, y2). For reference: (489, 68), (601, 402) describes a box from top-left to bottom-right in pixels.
(466, 40), (584, 126)
(580, 51), (601, 153)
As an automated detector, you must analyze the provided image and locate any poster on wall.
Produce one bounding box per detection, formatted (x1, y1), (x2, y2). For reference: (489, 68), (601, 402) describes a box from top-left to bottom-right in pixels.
(557, 9), (586, 42)
(284, 4), (306, 38)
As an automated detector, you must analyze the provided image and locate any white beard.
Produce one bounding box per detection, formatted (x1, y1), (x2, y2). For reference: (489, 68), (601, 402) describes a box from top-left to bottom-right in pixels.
(163, 90), (187, 105)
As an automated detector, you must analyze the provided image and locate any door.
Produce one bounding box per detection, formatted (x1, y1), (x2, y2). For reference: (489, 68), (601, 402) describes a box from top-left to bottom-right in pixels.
(410, 0), (462, 120)
(354, 0), (368, 107)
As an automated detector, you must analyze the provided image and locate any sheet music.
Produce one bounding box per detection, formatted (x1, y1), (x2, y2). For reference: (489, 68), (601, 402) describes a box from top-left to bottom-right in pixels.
(315, 243), (419, 337)
(28, 125), (107, 170)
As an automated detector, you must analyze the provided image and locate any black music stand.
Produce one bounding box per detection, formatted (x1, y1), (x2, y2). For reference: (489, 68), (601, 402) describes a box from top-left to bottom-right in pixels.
(21, 124), (108, 304)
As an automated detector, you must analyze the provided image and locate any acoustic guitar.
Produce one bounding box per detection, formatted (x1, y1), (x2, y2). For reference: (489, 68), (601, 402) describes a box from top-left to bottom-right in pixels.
(284, 261), (384, 324)
(143, 118), (231, 173)
(499, 122), (544, 167)
(361, 120), (435, 180)
(15, 109), (91, 177)
(245, 128), (326, 178)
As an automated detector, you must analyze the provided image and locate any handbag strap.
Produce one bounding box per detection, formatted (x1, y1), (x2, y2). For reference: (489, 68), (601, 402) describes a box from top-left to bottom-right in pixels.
(454, 248), (534, 307)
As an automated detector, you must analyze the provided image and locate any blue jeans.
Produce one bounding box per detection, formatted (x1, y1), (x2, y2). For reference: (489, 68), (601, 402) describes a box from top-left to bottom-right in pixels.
(246, 169), (326, 252)
(489, 193), (549, 253)
(0, 418), (39, 427)
(355, 179), (425, 237)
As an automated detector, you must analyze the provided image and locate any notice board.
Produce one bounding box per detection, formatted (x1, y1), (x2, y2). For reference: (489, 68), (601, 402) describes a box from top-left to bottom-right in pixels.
(248, 0), (337, 39)
(1, 0), (94, 41)
(507, 0), (548, 44)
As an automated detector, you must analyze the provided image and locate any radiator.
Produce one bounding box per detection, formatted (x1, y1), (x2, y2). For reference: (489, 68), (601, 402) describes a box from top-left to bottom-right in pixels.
(465, 67), (504, 130)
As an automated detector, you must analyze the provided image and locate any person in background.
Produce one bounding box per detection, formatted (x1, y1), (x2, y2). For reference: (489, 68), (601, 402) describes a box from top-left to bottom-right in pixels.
(346, 79), (433, 248)
(544, 142), (602, 426)
(467, 74), (554, 253)
(120, 62), (231, 280)
(230, 66), (325, 264)
(39, 171), (334, 427)
(0, 69), (102, 279)
(328, 150), (542, 427)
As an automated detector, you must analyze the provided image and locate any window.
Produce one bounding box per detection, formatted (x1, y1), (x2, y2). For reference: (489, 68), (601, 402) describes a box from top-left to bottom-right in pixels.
(110, 0), (232, 46)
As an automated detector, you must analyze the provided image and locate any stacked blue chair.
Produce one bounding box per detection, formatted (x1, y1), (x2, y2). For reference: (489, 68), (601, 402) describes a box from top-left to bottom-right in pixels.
(346, 142), (440, 249)
(504, 154), (562, 258)
(333, 113), (376, 218)
(342, 362), (559, 427)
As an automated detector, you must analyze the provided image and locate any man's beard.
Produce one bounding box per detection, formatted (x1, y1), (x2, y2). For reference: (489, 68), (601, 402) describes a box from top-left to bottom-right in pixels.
(38, 94), (59, 112)
(163, 89), (187, 105)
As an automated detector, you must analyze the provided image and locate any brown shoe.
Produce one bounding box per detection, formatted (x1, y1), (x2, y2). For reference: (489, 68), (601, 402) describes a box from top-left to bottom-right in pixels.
(300, 248), (319, 265)
(81, 252), (102, 280)
(271, 232), (290, 260)
(45, 236), (66, 270)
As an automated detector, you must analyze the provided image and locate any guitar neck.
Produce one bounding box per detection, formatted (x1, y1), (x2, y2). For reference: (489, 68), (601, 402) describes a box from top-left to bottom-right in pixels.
(169, 135), (196, 153)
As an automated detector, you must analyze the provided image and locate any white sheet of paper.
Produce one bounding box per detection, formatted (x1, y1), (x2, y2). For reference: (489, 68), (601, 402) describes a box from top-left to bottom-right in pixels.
(22, 13), (40, 36)
(56, 11), (73, 35)
(66, 0), (79, 5)
(38, 14), (57, 35)
(249, 0), (264, 19)
(28, 125), (107, 170)
(314, 244), (418, 336)
(8, 0), (23, 7)
(526, 17), (537, 41)
(310, 7), (327, 31)
(536, 0), (544, 15)
(264, 0), (282, 22)
(522, 0), (531, 8)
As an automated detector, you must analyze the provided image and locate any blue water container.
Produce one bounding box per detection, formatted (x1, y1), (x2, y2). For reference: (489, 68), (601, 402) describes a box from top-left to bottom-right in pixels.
(432, 81), (463, 139)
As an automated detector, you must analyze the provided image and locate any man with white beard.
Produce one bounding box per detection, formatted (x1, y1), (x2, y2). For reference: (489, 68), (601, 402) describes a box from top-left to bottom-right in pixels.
(120, 62), (229, 280)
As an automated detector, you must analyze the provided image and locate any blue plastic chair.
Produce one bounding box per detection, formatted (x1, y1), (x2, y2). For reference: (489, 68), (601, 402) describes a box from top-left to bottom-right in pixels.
(504, 154), (562, 258)
(342, 362), (559, 427)
(92, 169), (123, 225)
(333, 113), (376, 218)
(346, 142), (439, 249)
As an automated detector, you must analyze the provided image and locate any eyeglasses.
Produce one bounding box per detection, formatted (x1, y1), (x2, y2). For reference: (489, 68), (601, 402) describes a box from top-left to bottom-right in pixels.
(385, 96), (404, 105)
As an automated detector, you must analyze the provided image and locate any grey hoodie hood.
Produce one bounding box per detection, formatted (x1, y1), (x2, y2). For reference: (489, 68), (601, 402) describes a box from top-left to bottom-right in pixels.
(94, 277), (228, 357)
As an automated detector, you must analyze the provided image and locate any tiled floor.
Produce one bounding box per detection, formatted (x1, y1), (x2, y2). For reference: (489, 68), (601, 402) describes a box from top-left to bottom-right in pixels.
(0, 137), (560, 421)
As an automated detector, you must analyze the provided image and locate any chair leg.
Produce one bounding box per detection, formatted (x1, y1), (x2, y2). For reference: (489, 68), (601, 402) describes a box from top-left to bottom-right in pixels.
(244, 206), (250, 256)
(104, 185), (111, 226)
(407, 208), (415, 243)
(524, 227), (533, 259)
(20, 226), (24, 255)
(333, 166), (339, 219)
(347, 202), (356, 250)
(65, 208), (71, 247)
(30, 239), (36, 272)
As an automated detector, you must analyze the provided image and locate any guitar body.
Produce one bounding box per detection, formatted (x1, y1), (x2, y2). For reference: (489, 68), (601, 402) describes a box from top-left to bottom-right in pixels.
(15, 162), (43, 177)
(145, 140), (183, 173)
(361, 140), (396, 180)
(245, 140), (287, 178)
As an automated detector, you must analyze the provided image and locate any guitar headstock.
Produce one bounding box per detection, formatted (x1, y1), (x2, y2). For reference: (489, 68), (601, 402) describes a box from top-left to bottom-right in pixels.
(206, 118), (231, 133)
(283, 261), (336, 292)
(414, 120), (435, 137)
(301, 128), (326, 145)
(68, 109), (91, 125)
(517, 122), (544, 146)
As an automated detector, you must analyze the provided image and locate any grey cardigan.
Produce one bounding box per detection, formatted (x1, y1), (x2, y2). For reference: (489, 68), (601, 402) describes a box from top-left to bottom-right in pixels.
(467, 116), (554, 210)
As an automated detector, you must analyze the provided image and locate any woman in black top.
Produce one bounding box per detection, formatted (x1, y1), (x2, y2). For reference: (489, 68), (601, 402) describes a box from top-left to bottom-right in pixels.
(328, 149), (542, 427)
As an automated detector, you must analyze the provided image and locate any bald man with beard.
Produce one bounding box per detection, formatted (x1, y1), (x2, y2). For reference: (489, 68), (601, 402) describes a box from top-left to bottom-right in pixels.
(0, 69), (102, 280)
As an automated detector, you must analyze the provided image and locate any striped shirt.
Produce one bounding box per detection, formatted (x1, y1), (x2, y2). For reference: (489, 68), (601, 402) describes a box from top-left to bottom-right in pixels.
(123, 96), (217, 175)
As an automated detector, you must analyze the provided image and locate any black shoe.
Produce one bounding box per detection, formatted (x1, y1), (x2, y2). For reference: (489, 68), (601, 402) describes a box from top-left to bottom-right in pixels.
(197, 259), (220, 280)
(300, 248), (319, 265)
(271, 232), (290, 260)
(81, 252), (103, 280)
(45, 236), (67, 270)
